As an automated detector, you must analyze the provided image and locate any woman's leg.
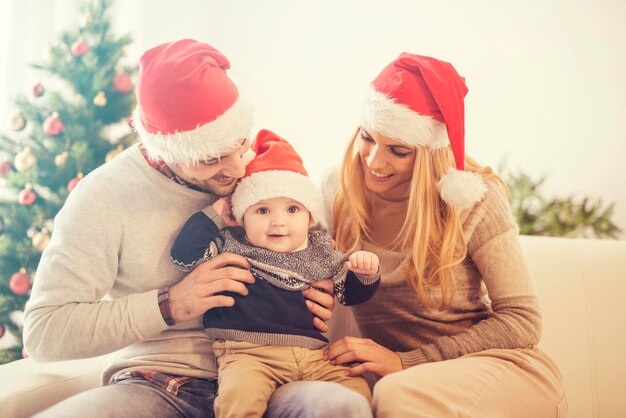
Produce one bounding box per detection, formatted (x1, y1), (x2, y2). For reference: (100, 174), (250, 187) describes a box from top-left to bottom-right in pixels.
(372, 348), (566, 418)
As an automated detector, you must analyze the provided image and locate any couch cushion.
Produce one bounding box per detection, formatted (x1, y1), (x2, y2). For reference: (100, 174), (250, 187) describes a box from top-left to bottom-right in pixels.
(0, 355), (105, 418)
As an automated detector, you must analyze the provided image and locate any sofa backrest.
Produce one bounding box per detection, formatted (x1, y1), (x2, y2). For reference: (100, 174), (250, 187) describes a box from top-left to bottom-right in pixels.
(520, 235), (626, 418)
(328, 235), (626, 418)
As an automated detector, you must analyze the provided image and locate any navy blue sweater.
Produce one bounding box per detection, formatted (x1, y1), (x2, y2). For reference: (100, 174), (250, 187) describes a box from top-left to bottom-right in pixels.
(171, 209), (380, 349)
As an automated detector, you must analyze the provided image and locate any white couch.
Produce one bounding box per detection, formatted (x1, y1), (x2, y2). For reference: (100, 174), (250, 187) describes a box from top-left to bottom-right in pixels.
(1, 235), (625, 418)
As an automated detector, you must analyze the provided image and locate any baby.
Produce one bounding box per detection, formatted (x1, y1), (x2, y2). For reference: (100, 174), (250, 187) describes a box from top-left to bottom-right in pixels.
(171, 129), (380, 418)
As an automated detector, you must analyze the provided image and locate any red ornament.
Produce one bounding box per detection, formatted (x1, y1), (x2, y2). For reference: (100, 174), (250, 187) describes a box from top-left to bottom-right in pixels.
(10, 269), (31, 295)
(43, 113), (64, 136)
(0, 323), (5, 338)
(67, 173), (84, 193)
(113, 73), (133, 93)
(0, 161), (13, 177)
(18, 187), (37, 205)
(71, 40), (90, 57)
(32, 83), (45, 97)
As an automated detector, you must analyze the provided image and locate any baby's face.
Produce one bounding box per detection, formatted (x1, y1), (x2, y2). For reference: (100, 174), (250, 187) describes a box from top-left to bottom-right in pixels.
(242, 197), (310, 253)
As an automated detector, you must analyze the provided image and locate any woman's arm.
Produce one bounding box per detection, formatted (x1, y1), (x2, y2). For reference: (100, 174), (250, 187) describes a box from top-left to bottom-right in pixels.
(398, 181), (541, 368)
(326, 181), (541, 375)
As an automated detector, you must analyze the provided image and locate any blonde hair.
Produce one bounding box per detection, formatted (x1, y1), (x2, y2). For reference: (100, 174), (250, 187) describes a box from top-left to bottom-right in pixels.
(333, 129), (505, 309)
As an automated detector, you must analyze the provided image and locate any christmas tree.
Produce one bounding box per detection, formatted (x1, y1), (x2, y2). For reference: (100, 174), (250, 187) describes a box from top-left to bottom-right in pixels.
(0, 0), (136, 364)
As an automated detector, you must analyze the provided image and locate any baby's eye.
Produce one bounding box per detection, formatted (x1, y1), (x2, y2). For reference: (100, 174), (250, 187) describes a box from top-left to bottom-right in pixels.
(287, 206), (299, 214)
(257, 207), (269, 215)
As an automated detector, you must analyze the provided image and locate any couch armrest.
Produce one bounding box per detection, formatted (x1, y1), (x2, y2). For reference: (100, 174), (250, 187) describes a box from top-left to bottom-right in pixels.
(0, 355), (106, 418)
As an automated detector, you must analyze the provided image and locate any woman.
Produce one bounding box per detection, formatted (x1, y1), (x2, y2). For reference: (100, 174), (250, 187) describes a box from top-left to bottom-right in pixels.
(324, 53), (567, 417)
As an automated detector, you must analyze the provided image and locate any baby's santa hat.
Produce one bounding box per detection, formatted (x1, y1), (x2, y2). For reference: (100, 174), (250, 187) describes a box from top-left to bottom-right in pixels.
(361, 53), (486, 208)
(132, 39), (253, 165)
(231, 129), (326, 228)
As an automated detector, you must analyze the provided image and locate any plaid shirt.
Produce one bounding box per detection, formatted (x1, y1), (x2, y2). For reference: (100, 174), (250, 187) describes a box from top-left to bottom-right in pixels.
(112, 370), (194, 396)
(114, 144), (213, 395)
(139, 143), (206, 191)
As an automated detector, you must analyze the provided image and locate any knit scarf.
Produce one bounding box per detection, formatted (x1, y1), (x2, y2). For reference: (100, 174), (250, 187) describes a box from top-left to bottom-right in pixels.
(217, 228), (349, 292)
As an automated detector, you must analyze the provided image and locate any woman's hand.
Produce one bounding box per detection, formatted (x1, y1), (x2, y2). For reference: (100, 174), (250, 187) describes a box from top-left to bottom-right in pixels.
(324, 336), (403, 377)
(302, 278), (335, 333)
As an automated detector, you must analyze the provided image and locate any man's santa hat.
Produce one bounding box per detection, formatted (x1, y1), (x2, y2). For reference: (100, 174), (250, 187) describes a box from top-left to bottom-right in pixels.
(231, 129), (326, 228)
(132, 39), (253, 165)
(361, 53), (486, 208)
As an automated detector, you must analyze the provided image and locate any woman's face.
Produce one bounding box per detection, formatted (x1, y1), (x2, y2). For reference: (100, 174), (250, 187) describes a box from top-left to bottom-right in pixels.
(357, 129), (416, 198)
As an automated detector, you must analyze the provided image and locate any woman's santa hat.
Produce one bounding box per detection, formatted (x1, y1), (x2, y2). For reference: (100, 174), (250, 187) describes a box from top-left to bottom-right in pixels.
(361, 53), (486, 208)
(231, 129), (326, 228)
(132, 39), (253, 165)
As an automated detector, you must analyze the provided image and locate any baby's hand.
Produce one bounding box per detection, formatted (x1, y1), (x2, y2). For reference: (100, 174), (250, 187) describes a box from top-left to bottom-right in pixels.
(344, 251), (379, 276)
(212, 197), (238, 227)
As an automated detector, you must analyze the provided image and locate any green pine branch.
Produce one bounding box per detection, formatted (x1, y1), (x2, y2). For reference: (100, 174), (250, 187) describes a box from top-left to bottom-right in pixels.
(0, 0), (136, 363)
(505, 170), (622, 239)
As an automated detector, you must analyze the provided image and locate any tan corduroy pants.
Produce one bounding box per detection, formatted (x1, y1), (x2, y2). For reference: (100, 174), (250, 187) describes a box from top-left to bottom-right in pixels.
(213, 340), (371, 418)
(372, 347), (567, 418)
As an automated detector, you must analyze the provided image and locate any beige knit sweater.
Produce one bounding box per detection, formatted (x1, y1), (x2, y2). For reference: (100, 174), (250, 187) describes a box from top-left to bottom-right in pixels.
(325, 173), (541, 368)
(24, 145), (219, 384)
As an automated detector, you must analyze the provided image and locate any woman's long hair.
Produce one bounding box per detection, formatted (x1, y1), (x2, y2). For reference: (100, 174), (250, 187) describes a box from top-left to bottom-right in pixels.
(333, 129), (505, 309)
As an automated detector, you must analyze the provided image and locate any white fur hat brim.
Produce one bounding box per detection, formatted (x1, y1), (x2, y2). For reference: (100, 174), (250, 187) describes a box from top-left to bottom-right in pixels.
(231, 170), (327, 229)
(132, 96), (253, 165)
(361, 87), (449, 149)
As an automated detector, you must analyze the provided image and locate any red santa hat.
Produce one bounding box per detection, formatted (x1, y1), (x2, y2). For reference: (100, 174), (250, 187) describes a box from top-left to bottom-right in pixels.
(361, 53), (486, 208)
(132, 39), (253, 165)
(231, 129), (326, 228)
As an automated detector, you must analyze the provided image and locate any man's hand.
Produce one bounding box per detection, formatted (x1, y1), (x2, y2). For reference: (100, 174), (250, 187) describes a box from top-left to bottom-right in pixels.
(168, 252), (254, 322)
(302, 278), (335, 333)
(344, 251), (379, 276)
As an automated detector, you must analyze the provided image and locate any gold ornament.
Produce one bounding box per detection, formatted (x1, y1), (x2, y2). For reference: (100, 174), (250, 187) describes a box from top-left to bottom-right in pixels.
(32, 229), (52, 252)
(54, 151), (69, 168)
(81, 12), (94, 27)
(14, 148), (37, 172)
(93, 91), (107, 107)
(10, 111), (27, 132)
(105, 145), (125, 162)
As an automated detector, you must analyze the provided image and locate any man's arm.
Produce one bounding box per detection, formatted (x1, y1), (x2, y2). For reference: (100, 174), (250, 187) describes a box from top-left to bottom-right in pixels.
(23, 191), (254, 362)
(23, 189), (164, 362)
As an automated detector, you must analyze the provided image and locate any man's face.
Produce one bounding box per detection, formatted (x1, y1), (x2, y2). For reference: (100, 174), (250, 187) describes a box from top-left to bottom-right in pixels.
(242, 197), (311, 253)
(170, 139), (250, 196)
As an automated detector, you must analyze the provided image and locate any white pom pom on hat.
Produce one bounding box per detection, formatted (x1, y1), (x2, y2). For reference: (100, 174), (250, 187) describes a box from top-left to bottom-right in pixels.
(361, 53), (486, 208)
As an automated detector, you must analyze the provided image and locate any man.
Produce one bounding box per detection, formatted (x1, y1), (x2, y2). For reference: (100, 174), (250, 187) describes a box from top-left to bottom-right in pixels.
(23, 39), (371, 418)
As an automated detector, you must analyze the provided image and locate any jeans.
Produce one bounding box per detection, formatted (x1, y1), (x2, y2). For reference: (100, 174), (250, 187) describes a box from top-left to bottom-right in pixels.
(35, 378), (372, 418)
(266, 381), (373, 418)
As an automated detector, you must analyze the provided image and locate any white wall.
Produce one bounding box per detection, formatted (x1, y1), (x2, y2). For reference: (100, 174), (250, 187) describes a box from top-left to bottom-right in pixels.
(2, 0), (625, 236)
